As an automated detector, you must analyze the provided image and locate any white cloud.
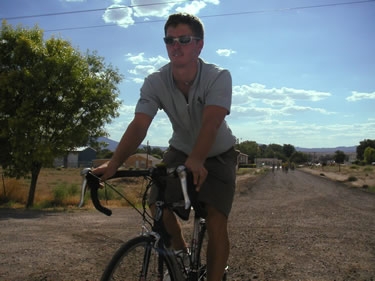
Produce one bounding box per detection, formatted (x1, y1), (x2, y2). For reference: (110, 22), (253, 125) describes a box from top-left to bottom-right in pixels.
(346, 91), (375, 102)
(216, 49), (236, 57)
(125, 52), (169, 83)
(129, 65), (156, 76)
(228, 116), (374, 148)
(102, 0), (220, 28)
(126, 52), (168, 67)
(233, 83), (331, 102)
(281, 105), (333, 115)
(102, 4), (134, 28)
(132, 77), (145, 84)
(176, 1), (207, 14)
(132, 0), (177, 17)
(118, 104), (136, 115)
(282, 87), (331, 101)
(230, 83), (334, 121)
(126, 52), (147, 64)
(174, 0), (221, 14)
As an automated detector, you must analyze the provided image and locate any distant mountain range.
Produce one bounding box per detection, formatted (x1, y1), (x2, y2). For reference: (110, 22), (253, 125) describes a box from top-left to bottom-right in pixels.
(96, 137), (168, 152)
(97, 136), (357, 154)
(96, 137), (119, 151)
(296, 146), (356, 154)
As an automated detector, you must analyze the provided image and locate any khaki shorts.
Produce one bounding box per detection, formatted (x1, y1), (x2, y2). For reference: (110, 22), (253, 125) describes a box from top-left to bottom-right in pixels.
(149, 146), (239, 218)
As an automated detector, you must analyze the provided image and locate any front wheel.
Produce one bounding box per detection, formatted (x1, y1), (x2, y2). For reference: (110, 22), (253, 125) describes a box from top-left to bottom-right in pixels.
(101, 235), (180, 281)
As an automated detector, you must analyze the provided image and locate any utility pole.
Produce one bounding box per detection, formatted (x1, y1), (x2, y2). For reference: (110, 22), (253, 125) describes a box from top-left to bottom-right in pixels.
(146, 140), (149, 168)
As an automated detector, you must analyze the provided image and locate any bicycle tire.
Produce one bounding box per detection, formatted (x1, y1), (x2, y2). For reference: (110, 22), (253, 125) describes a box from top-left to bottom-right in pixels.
(101, 235), (182, 281)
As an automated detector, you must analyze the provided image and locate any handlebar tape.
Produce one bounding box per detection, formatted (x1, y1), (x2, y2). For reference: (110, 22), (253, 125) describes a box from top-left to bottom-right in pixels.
(86, 172), (112, 216)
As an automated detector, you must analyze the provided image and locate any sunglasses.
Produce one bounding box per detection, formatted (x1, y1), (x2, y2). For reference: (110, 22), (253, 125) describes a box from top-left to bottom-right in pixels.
(163, 35), (201, 46)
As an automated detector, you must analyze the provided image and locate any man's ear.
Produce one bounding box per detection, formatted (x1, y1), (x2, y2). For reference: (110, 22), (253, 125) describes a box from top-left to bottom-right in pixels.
(196, 39), (204, 55)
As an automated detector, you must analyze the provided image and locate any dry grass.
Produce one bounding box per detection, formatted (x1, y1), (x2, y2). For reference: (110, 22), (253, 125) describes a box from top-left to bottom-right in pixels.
(1, 167), (264, 209)
(5, 165), (371, 209)
(0, 168), (150, 209)
(300, 164), (375, 191)
(0, 177), (29, 207)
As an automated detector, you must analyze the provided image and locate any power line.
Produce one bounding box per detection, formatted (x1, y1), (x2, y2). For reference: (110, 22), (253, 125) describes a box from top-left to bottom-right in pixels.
(4, 0), (375, 33)
(202, 0), (375, 18)
(3, 0), (192, 20)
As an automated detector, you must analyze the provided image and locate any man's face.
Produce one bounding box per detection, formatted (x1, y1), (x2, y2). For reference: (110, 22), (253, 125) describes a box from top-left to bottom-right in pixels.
(164, 24), (203, 67)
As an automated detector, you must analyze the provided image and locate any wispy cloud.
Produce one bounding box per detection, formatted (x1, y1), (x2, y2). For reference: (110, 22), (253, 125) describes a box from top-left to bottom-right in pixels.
(233, 83), (331, 103)
(216, 49), (236, 57)
(230, 83), (334, 121)
(346, 91), (375, 102)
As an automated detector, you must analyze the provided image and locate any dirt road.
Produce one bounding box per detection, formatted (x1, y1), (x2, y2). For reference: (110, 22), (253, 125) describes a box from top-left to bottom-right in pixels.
(1, 169), (374, 281)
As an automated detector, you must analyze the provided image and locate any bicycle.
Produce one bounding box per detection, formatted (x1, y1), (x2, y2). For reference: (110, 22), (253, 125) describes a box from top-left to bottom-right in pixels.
(79, 164), (228, 281)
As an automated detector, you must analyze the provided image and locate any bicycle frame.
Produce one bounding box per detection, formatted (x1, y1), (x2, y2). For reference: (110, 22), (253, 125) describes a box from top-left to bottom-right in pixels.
(79, 165), (209, 281)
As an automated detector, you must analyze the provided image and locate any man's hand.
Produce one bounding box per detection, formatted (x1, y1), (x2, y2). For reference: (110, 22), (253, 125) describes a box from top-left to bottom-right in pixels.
(184, 105), (227, 191)
(92, 160), (118, 181)
(184, 157), (207, 191)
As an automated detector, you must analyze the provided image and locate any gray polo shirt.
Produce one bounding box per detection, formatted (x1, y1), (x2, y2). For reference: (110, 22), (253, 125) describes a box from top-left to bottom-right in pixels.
(135, 58), (236, 157)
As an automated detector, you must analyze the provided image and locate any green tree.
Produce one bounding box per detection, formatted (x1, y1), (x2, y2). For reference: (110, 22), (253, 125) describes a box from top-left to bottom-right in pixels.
(364, 147), (375, 164)
(263, 143), (287, 162)
(150, 147), (164, 159)
(334, 150), (346, 171)
(290, 151), (308, 164)
(0, 21), (122, 207)
(356, 139), (375, 161)
(334, 150), (346, 164)
(258, 144), (267, 158)
(235, 140), (259, 163)
(283, 144), (296, 159)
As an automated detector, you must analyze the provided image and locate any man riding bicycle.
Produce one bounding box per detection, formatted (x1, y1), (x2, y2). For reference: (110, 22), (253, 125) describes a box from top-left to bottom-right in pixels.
(94, 13), (238, 281)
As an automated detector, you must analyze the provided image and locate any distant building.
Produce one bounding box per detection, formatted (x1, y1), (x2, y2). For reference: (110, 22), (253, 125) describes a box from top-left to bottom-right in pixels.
(125, 153), (162, 169)
(54, 147), (96, 168)
(237, 152), (249, 165)
(92, 153), (162, 169)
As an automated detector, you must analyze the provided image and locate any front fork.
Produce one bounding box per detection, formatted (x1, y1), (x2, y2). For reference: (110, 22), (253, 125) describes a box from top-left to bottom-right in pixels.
(188, 216), (206, 280)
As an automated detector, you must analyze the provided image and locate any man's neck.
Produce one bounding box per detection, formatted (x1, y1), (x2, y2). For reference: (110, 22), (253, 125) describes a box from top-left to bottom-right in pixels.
(172, 59), (199, 85)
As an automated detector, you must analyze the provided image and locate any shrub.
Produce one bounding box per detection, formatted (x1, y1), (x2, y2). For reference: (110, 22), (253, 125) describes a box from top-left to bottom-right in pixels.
(363, 166), (373, 173)
(347, 176), (357, 182)
(97, 186), (117, 201)
(237, 168), (252, 175)
(52, 183), (80, 206)
(239, 164), (256, 168)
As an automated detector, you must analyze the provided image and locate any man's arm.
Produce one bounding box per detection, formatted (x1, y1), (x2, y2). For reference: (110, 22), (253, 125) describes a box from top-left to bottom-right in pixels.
(93, 113), (153, 180)
(185, 105), (228, 189)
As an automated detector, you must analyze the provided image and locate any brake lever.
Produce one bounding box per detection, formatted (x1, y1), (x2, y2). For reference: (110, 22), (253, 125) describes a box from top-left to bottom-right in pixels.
(78, 168), (91, 208)
(176, 165), (191, 210)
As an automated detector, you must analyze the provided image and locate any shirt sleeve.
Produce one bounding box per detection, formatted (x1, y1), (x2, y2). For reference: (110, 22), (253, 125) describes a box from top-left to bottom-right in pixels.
(134, 76), (160, 118)
(204, 69), (232, 114)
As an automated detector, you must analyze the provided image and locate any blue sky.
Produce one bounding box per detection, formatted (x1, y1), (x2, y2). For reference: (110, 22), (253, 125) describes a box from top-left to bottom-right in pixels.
(2, 0), (375, 148)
